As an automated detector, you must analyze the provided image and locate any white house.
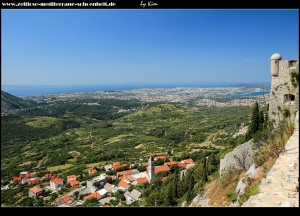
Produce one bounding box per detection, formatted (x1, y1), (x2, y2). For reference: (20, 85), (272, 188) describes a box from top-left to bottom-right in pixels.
(50, 177), (64, 189)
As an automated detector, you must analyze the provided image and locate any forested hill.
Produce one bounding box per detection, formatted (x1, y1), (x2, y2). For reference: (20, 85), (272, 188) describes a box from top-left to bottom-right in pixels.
(1, 90), (37, 113)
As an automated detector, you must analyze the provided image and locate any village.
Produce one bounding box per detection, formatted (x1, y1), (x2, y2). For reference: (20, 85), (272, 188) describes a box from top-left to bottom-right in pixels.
(3, 155), (196, 207)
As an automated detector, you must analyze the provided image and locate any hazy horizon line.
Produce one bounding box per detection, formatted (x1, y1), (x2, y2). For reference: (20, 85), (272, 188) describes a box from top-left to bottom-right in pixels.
(2, 81), (271, 87)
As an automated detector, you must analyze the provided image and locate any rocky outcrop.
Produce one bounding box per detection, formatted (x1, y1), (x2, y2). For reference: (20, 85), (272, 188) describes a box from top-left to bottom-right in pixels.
(219, 140), (257, 177)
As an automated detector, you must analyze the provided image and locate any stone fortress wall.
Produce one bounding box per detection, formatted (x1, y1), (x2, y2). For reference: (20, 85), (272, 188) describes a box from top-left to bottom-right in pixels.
(220, 54), (299, 178)
(269, 53), (299, 127)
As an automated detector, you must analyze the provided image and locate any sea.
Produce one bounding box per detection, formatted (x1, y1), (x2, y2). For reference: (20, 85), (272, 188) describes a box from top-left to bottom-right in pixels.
(1, 82), (270, 97)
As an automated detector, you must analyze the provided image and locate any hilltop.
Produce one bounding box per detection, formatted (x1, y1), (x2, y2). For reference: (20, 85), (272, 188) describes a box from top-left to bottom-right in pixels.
(1, 90), (37, 114)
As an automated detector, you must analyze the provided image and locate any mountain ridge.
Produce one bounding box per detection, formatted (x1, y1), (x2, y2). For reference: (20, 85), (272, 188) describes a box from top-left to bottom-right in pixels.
(1, 90), (37, 114)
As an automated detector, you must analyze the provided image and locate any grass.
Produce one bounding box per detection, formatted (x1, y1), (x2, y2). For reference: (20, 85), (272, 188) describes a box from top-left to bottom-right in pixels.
(25, 116), (60, 128)
(86, 161), (107, 169)
(199, 170), (243, 206)
(47, 164), (74, 172)
(104, 134), (134, 144)
(18, 161), (32, 166)
(35, 158), (46, 168)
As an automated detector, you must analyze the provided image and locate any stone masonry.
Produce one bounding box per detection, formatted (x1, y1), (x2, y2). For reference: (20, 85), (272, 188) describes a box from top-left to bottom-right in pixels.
(269, 53), (299, 127)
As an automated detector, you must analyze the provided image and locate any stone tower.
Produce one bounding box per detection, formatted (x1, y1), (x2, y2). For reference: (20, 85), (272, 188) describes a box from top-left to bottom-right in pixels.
(148, 155), (155, 181)
(269, 53), (299, 127)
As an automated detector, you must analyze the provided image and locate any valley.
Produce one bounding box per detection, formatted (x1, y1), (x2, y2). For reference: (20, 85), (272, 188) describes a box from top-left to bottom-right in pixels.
(1, 88), (265, 206)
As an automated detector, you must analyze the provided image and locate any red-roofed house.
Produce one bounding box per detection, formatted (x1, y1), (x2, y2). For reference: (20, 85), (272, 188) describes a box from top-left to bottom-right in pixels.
(68, 180), (80, 187)
(11, 172), (38, 185)
(84, 188), (107, 200)
(113, 162), (121, 166)
(84, 189), (108, 201)
(112, 161), (121, 170)
(67, 175), (76, 182)
(24, 173), (36, 179)
(145, 165), (171, 182)
(118, 180), (130, 190)
(181, 158), (194, 164)
(50, 177), (64, 189)
(10, 176), (22, 184)
(154, 155), (167, 161)
(45, 173), (55, 180)
(112, 162), (128, 171)
(164, 161), (178, 166)
(89, 169), (98, 176)
(27, 178), (40, 185)
(154, 165), (171, 174)
(177, 163), (187, 168)
(84, 192), (101, 200)
(136, 177), (148, 184)
(116, 169), (134, 178)
(56, 195), (71, 206)
(28, 186), (44, 197)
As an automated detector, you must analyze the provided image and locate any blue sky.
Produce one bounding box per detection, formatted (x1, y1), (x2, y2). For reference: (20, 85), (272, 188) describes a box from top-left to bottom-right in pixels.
(1, 9), (299, 86)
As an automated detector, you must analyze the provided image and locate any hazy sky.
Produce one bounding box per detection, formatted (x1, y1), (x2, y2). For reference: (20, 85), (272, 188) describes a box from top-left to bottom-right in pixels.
(2, 9), (299, 85)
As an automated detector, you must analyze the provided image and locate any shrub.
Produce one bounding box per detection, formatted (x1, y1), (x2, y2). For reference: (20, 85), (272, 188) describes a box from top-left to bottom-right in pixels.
(226, 190), (237, 203)
(282, 108), (290, 118)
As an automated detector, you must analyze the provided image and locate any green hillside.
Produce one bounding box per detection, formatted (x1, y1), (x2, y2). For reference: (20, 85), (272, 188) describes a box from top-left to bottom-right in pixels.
(1, 98), (253, 207)
(1, 90), (37, 113)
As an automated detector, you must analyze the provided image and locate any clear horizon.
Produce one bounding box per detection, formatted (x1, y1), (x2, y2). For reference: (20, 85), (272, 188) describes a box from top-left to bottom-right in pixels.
(2, 9), (299, 86)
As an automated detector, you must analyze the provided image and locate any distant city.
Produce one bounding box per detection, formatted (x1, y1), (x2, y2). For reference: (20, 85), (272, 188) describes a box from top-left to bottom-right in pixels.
(2, 82), (270, 97)
(23, 85), (270, 109)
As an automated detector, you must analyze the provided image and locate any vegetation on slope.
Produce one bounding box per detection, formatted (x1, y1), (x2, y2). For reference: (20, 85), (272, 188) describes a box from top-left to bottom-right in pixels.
(1, 96), (253, 206)
(196, 102), (295, 207)
(1, 90), (37, 112)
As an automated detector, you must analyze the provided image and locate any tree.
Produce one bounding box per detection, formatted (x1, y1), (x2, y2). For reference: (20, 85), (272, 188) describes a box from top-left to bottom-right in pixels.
(246, 101), (260, 140)
(83, 198), (99, 207)
(202, 155), (208, 183)
(209, 153), (219, 166)
(73, 191), (79, 200)
(114, 189), (126, 201)
(19, 197), (35, 206)
(173, 170), (178, 199)
(35, 197), (44, 206)
(128, 185), (134, 192)
(109, 198), (119, 206)
(259, 110), (264, 129)
(137, 165), (146, 172)
(49, 192), (58, 202)
(186, 174), (195, 203)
